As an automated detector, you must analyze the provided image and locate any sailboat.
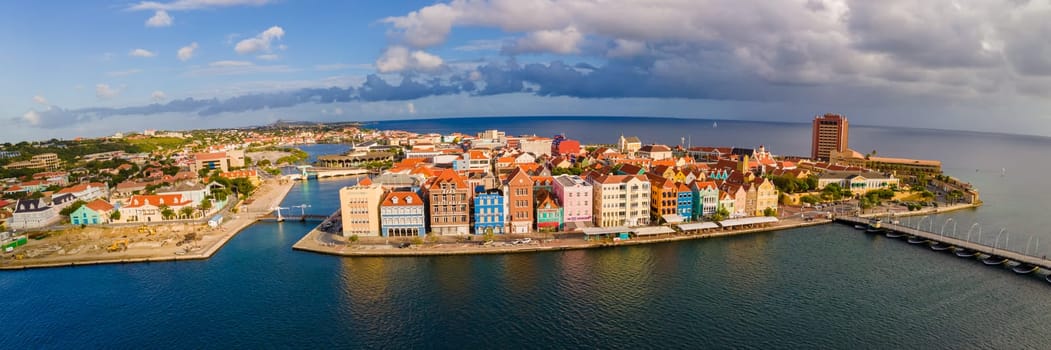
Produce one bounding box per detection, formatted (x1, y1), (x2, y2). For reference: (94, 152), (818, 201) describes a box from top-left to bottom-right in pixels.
(712, 121), (718, 128)
(1001, 168), (1006, 177)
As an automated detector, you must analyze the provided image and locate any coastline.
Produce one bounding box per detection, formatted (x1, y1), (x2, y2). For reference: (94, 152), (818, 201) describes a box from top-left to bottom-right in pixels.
(0, 179), (296, 271)
(291, 202), (981, 258)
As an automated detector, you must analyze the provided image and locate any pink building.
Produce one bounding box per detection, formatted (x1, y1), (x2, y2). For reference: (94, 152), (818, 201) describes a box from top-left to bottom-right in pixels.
(553, 175), (592, 225)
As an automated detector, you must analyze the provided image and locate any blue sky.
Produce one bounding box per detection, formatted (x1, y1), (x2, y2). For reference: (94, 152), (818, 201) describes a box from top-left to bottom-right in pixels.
(5, 0), (1051, 141)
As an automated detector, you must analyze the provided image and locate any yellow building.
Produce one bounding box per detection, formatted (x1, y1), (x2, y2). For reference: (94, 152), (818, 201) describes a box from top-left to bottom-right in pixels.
(339, 177), (384, 237)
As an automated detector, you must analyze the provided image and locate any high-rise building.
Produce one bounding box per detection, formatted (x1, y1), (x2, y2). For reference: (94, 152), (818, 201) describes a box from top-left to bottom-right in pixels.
(339, 177), (384, 237)
(811, 113), (849, 161)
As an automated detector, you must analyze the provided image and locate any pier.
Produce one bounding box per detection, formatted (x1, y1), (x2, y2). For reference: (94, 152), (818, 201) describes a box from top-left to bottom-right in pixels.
(837, 216), (1051, 271)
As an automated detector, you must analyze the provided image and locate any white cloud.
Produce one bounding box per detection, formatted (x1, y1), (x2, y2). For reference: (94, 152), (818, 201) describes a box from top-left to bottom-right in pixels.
(22, 110), (41, 126)
(96, 84), (120, 99)
(130, 48), (157, 58)
(146, 10), (173, 27)
(505, 27), (582, 54)
(314, 63), (373, 71)
(607, 39), (646, 58)
(32, 95), (47, 105)
(177, 42), (198, 61)
(376, 46), (444, 73)
(235, 26), (284, 54)
(152, 91), (168, 101)
(129, 0), (272, 11)
(257, 54), (279, 61)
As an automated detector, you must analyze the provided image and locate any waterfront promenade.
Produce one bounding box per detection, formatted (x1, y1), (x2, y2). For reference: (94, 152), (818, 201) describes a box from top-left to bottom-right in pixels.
(0, 179), (296, 270)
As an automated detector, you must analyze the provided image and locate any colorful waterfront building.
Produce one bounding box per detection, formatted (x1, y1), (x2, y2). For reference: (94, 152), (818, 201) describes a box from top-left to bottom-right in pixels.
(473, 187), (505, 235)
(552, 175), (592, 226)
(535, 190), (563, 232)
(70, 199), (115, 225)
(676, 182), (693, 222)
(424, 169), (471, 235)
(379, 191), (426, 237)
(590, 174), (650, 227)
(752, 178), (779, 216)
(339, 177), (384, 237)
(691, 181), (720, 219)
(647, 174), (678, 224)
(505, 167), (534, 234)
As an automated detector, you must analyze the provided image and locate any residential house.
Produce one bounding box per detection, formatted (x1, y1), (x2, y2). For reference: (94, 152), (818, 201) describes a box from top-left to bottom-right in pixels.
(676, 183), (693, 222)
(691, 181), (720, 219)
(424, 169), (471, 235)
(552, 175), (592, 227)
(119, 194), (193, 223)
(553, 139), (581, 157)
(56, 182), (109, 202)
(638, 144), (673, 160)
(535, 191), (563, 232)
(647, 174), (678, 223)
(8, 199), (60, 229)
(753, 178), (779, 216)
(339, 177), (384, 237)
(505, 168), (535, 234)
(473, 188), (506, 235)
(379, 191), (426, 237)
(719, 183), (747, 218)
(590, 174), (650, 227)
(70, 199), (115, 225)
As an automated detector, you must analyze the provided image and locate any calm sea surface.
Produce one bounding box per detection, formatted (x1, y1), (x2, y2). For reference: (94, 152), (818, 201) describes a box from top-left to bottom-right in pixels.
(3, 118), (1051, 349)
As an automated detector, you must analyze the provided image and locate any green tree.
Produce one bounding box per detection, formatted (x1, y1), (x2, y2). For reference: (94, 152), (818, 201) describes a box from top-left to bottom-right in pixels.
(763, 207), (777, 217)
(59, 200), (87, 217)
(110, 210), (121, 221)
(179, 206), (196, 219)
(159, 205), (175, 220)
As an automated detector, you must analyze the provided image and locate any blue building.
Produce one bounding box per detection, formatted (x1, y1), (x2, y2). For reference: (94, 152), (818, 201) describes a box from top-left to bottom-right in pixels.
(676, 183), (693, 222)
(473, 187), (505, 235)
(379, 191), (426, 237)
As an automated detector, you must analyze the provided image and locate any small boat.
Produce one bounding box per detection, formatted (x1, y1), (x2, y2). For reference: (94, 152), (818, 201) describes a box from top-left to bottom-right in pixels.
(982, 255), (1008, 265)
(886, 231), (907, 239)
(930, 242), (952, 251)
(1012, 263), (1039, 274)
(1045, 274), (1051, 284)
(713, 121), (718, 128)
(854, 224), (867, 230)
(953, 248), (977, 258)
(865, 227), (884, 234)
(907, 236), (929, 244)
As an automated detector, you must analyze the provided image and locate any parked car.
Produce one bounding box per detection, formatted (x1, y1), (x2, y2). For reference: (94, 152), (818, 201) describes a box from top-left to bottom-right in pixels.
(397, 242), (411, 248)
(521, 238), (532, 244)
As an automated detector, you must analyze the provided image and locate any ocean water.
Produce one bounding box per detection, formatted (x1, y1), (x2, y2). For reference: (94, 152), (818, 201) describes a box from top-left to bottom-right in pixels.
(2, 118), (1051, 349)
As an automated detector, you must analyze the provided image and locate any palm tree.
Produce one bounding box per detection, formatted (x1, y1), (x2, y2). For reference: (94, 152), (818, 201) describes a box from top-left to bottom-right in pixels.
(179, 206), (196, 219)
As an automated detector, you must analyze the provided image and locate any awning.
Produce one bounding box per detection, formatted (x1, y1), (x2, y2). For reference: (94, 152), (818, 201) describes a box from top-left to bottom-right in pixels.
(662, 214), (685, 224)
(582, 226), (631, 236)
(719, 216), (779, 227)
(677, 222), (719, 231)
(632, 226), (675, 236)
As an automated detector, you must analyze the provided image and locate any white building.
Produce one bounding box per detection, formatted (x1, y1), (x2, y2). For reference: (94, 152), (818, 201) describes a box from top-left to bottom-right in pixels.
(590, 174), (651, 227)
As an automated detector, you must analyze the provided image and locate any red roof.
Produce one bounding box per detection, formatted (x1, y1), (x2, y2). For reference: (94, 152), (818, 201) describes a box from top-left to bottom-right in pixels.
(381, 191), (423, 206)
(56, 182), (107, 194)
(426, 169), (467, 190)
(84, 199), (115, 212)
(220, 170), (258, 178)
(195, 152), (227, 161)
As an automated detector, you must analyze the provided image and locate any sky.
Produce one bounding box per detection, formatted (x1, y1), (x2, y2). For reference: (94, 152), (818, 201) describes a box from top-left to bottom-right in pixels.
(4, 0), (1051, 141)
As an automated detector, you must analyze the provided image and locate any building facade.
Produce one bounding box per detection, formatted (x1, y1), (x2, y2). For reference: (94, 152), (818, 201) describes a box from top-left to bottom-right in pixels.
(811, 113), (849, 161)
(505, 168), (535, 234)
(339, 177), (384, 237)
(425, 169), (471, 235)
(473, 188), (505, 235)
(691, 181), (720, 219)
(535, 191), (563, 232)
(591, 174), (650, 227)
(552, 175), (592, 224)
(676, 183), (693, 222)
(379, 191), (426, 237)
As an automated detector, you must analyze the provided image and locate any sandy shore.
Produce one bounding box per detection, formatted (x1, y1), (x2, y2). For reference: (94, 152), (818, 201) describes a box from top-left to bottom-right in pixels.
(0, 179), (296, 270)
